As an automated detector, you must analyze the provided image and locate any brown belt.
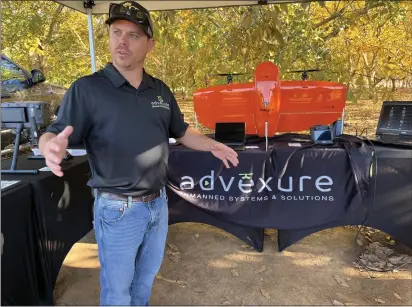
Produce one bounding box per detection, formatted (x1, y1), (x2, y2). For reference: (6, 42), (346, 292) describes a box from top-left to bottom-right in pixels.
(98, 190), (161, 203)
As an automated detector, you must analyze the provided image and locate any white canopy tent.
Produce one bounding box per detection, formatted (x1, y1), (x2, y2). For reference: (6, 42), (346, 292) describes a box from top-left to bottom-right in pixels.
(53, 0), (333, 73)
(55, 0), (315, 14)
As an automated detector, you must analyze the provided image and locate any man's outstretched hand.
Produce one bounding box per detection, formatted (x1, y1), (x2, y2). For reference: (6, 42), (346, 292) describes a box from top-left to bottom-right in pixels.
(211, 142), (239, 168)
(41, 126), (73, 177)
(167, 126), (240, 168)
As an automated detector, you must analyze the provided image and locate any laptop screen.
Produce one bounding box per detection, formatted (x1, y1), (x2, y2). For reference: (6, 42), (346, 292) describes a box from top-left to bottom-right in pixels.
(376, 101), (412, 136)
(313, 129), (332, 141)
(215, 122), (245, 144)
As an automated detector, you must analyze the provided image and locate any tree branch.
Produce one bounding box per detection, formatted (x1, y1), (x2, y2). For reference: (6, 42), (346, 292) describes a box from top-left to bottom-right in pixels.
(44, 4), (64, 45)
(314, 1), (388, 31)
(207, 16), (221, 29)
(72, 28), (88, 51)
(314, 7), (346, 29)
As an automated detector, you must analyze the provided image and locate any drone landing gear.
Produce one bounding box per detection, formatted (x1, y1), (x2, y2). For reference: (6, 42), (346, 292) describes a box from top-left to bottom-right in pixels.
(1, 123), (39, 175)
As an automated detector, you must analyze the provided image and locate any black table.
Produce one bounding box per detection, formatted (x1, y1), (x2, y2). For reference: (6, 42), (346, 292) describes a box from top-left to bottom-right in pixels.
(1, 154), (94, 305)
(166, 136), (412, 251)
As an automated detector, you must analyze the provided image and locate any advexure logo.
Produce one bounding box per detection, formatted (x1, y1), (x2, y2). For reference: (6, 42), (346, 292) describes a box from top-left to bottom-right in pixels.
(179, 171), (335, 202)
(180, 171), (333, 193)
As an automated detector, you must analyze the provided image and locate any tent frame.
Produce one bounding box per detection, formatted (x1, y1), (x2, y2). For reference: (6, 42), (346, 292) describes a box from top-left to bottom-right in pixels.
(84, 1), (97, 72)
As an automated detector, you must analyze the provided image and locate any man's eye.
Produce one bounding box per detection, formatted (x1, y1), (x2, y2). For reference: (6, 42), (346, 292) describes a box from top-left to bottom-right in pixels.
(130, 34), (139, 39)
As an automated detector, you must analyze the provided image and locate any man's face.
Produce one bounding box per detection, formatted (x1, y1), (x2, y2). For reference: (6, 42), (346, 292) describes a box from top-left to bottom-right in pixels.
(109, 19), (154, 70)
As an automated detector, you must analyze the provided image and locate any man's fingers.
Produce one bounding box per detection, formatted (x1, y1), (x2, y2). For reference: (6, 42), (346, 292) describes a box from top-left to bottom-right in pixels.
(229, 148), (238, 157)
(49, 136), (69, 155)
(46, 160), (61, 171)
(57, 126), (73, 140)
(47, 138), (64, 153)
(228, 150), (238, 159)
(45, 151), (63, 165)
(49, 164), (62, 174)
(231, 157), (239, 166)
(222, 158), (230, 168)
(53, 169), (64, 177)
(227, 155), (239, 167)
(49, 143), (61, 153)
(222, 144), (238, 157)
(46, 161), (63, 176)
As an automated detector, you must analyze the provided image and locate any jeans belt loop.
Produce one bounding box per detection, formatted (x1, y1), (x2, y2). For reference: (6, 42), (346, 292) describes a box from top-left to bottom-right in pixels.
(127, 196), (132, 207)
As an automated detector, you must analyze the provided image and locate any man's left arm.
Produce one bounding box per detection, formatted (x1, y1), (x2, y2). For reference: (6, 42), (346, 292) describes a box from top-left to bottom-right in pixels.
(168, 96), (239, 168)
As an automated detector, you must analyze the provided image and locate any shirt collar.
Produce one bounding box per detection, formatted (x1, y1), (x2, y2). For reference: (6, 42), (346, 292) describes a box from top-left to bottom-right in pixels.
(104, 63), (154, 89)
(139, 69), (155, 91)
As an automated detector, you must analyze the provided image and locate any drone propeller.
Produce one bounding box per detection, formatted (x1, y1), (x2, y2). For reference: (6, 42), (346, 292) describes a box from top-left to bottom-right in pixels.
(214, 73), (246, 76)
(286, 69), (320, 73)
(285, 69), (321, 81)
(212, 72), (250, 84)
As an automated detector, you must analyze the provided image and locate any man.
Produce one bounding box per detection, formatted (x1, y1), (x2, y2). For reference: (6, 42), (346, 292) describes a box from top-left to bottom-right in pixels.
(39, 1), (239, 306)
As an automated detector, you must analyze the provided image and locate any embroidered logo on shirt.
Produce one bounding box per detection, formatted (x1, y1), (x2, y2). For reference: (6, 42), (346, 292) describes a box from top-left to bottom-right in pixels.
(151, 96), (169, 110)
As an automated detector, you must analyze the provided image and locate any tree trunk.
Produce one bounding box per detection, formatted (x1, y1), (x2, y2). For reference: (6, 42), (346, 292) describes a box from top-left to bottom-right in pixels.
(29, 4), (64, 73)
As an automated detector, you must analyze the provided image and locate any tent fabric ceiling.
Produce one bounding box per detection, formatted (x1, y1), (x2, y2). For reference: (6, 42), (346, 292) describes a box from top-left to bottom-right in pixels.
(54, 0), (313, 14)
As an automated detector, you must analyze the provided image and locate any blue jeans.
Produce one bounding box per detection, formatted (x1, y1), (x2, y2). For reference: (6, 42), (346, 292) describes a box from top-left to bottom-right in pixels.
(93, 188), (168, 306)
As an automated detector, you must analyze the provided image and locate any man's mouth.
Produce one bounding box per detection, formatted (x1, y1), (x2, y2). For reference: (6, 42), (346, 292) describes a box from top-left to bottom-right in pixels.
(117, 50), (130, 56)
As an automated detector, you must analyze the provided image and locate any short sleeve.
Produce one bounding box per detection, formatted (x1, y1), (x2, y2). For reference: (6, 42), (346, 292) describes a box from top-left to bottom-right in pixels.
(46, 80), (91, 146)
(169, 95), (189, 138)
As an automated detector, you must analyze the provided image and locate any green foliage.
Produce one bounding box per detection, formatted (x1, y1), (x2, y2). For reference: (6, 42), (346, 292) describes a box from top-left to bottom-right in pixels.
(346, 88), (357, 104)
(2, 0), (412, 104)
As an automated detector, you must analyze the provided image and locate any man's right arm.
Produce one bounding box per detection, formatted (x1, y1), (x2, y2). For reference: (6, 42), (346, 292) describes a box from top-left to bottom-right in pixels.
(40, 79), (91, 176)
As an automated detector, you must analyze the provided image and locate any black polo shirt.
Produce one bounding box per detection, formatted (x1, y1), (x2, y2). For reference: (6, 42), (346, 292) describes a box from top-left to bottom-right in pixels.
(46, 63), (188, 196)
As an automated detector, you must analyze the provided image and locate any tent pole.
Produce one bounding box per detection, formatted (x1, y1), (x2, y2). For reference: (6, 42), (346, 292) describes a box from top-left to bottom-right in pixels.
(87, 8), (97, 73)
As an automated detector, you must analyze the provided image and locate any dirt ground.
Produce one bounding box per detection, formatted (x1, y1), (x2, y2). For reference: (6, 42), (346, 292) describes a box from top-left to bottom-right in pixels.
(54, 224), (411, 306)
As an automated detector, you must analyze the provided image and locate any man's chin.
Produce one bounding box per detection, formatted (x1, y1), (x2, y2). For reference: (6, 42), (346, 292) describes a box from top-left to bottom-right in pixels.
(114, 59), (134, 69)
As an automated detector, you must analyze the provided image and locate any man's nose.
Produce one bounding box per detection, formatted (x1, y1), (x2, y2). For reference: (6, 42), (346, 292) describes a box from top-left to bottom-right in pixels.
(119, 33), (128, 45)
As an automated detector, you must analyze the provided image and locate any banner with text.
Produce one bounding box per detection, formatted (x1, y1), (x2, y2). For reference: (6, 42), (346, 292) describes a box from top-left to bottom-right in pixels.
(167, 144), (371, 229)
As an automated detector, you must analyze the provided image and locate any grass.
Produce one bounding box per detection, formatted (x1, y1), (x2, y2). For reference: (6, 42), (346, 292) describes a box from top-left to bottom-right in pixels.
(177, 89), (412, 138)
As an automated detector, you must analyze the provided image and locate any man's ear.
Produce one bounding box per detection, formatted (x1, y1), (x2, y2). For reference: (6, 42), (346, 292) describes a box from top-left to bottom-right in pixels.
(148, 38), (155, 53)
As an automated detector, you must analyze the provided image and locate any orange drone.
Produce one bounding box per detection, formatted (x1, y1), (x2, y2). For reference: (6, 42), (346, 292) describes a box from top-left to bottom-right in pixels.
(193, 61), (347, 137)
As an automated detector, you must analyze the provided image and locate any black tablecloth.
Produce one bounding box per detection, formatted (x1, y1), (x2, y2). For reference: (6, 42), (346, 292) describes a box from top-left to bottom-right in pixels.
(166, 136), (412, 251)
(167, 189), (265, 251)
(1, 181), (40, 305)
(277, 143), (412, 250)
(1, 154), (94, 305)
